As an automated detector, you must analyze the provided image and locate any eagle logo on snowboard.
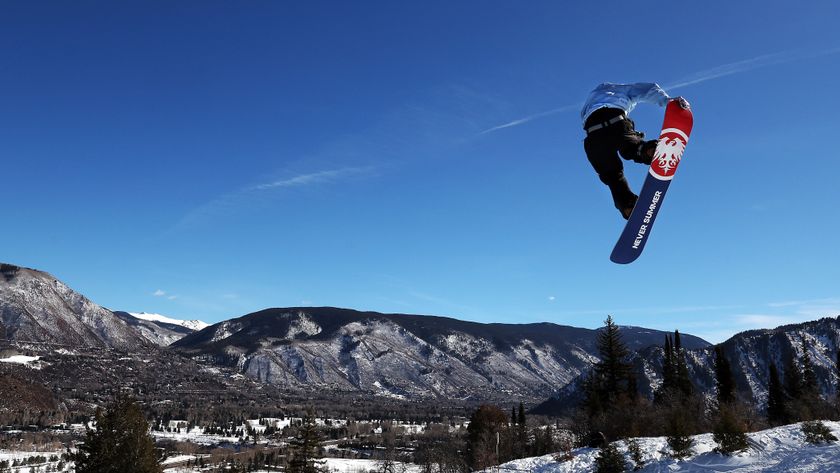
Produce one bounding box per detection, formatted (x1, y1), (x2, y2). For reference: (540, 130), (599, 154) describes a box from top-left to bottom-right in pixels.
(650, 128), (689, 181)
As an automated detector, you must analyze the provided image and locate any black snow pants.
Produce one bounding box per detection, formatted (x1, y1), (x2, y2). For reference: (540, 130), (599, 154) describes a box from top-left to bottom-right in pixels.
(583, 107), (657, 213)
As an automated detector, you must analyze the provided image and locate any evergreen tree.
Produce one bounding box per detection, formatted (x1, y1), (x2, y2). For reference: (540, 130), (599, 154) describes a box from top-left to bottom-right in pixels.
(515, 402), (527, 458)
(626, 438), (644, 471)
(655, 335), (676, 405)
(800, 341), (819, 400)
(674, 331), (694, 399)
(712, 404), (749, 455)
(767, 362), (787, 425)
(286, 410), (325, 473)
(73, 394), (162, 473)
(836, 349), (840, 416)
(581, 316), (642, 442)
(783, 352), (803, 404)
(666, 421), (694, 459)
(466, 405), (509, 470)
(594, 442), (627, 473)
(711, 345), (748, 455)
(714, 345), (737, 406)
(517, 402), (526, 427)
(595, 316), (633, 397)
(663, 335), (675, 390)
(802, 420), (838, 444)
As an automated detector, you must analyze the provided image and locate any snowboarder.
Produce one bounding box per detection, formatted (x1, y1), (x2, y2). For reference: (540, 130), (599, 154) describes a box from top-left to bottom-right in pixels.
(582, 82), (690, 219)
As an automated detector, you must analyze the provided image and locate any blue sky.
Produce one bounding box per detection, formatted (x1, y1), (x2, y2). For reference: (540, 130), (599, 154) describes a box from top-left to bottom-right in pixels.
(3, 1), (840, 343)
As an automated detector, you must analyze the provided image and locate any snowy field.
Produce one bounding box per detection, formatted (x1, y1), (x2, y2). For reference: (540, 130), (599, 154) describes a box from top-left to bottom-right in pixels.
(6, 422), (840, 472)
(486, 421), (840, 473)
(0, 450), (66, 473)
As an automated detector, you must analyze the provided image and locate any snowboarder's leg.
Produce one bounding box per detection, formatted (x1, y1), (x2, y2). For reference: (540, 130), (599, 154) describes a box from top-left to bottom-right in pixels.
(617, 119), (657, 165)
(584, 136), (638, 219)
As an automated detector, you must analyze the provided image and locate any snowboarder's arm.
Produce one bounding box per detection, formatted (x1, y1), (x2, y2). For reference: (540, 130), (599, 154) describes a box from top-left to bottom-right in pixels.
(628, 83), (670, 107)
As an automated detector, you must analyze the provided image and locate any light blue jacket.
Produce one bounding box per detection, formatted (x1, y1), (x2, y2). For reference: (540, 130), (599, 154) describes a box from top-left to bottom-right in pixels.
(581, 82), (670, 125)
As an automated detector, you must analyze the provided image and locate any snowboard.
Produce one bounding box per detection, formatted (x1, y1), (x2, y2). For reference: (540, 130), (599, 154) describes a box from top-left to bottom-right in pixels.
(610, 99), (694, 264)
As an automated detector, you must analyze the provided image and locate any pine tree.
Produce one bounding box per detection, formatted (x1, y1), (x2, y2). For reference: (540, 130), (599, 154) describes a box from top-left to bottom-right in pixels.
(783, 352), (803, 404)
(767, 362), (787, 425)
(595, 316), (633, 397)
(674, 331), (694, 399)
(800, 341), (819, 400)
(594, 442), (627, 473)
(714, 345), (737, 406)
(802, 420), (838, 444)
(286, 410), (325, 473)
(666, 412), (694, 460)
(655, 335), (676, 405)
(73, 394), (162, 473)
(712, 404), (749, 455)
(582, 316), (641, 442)
(516, 402), (527, 458)
(466, 405), (509, 470)
(626, 438), (644, 471)
(836, 349), (840, 416)
(663, 335), (675, 390)
(711, 345), (748, 454)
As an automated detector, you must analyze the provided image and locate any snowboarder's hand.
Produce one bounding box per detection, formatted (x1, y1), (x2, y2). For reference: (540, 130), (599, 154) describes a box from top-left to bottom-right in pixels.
(673, 96), (691, 110)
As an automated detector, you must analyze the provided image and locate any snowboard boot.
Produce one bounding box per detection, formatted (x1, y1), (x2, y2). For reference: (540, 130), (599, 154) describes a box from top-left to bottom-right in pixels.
(640, 139), (658, 165)
(606, 174), (638, 220)
(619, 194), (639, 220)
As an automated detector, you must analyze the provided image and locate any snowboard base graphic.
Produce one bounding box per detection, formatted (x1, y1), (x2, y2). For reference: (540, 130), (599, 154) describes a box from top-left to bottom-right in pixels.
(610, 100), (694, 264)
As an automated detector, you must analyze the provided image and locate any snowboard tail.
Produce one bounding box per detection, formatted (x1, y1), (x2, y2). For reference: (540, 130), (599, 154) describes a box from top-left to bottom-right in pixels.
(610, 100), (694, 264)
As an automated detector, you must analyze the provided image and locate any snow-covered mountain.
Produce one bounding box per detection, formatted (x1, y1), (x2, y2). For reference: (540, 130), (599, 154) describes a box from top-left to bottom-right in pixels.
(171, 307), (710, 402)
(128, 312), (209, 331)
(0, 263), (149, 350)
(112, 311), (208, 346)
(485, 421), (840, 473)
(638, 317), (840, 406)
(537, 316), (840, 415)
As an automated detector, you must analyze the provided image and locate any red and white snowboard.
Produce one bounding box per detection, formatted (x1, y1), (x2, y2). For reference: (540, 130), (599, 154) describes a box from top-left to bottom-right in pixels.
(610, 99), (694, 264)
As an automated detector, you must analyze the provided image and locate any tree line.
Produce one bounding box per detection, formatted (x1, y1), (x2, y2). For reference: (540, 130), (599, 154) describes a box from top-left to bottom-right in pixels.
(581, 316), (840, 472)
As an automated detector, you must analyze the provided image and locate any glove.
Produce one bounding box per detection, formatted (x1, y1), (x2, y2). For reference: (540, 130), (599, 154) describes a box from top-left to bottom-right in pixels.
(673, 96), (691, 110)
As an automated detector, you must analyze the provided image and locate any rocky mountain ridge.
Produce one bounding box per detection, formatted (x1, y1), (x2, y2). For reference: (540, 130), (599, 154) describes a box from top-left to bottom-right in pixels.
(171, 307), (709, 402)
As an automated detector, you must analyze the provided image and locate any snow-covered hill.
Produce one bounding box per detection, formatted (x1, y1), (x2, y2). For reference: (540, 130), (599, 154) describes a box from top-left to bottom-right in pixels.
(487, 421), (840, 473)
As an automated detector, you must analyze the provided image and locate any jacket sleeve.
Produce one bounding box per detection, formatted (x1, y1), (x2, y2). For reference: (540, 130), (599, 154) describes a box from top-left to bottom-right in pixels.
(629, 83), (670, 107)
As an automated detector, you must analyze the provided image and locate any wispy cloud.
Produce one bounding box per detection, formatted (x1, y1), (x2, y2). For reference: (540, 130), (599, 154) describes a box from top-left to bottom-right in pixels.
(478, 104), (580, 135)
(152, 289), (178, 300)
(666, 46), (840, 90)
(480, 46), (840, 134)
(649, 297), (840, 343)
(174, 165), (377, 230)
(251, 166), (375, 191)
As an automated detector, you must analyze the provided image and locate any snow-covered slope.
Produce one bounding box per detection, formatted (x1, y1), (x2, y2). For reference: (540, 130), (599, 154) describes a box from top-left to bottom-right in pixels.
(487, 421), (840, 473)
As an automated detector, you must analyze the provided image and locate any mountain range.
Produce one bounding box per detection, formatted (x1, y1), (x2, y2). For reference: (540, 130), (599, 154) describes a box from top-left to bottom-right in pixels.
(170, 307), (708, 402)
(3, 261), (840, 416)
